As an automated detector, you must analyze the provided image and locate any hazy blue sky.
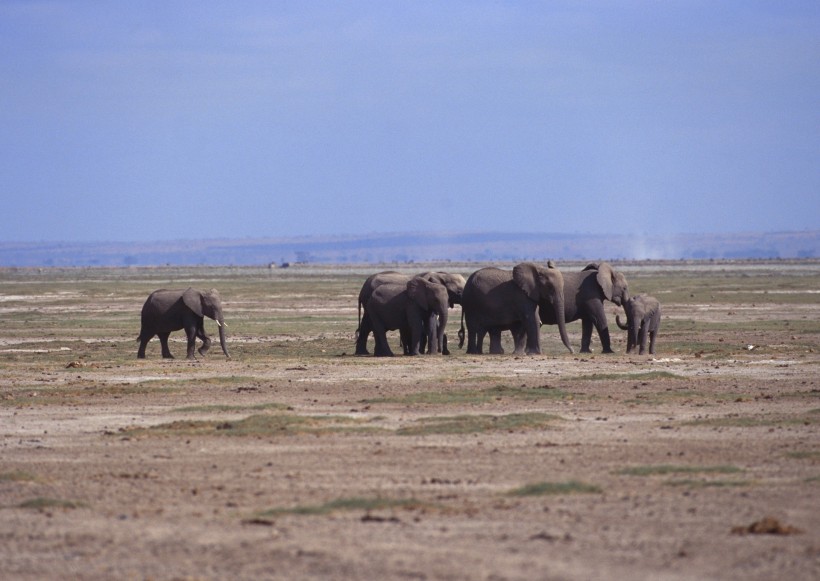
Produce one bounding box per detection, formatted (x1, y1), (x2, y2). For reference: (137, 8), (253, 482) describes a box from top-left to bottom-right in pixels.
(1, 1), (818, 242)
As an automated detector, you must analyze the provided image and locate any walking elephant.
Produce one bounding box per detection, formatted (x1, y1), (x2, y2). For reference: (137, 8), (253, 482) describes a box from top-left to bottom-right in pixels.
(137, 287), (230, 360)
(539, 262), (629, 353)
(365, 277), (450, 357)
(616, 293), (661, 355)
(459, 262), (573, 355)
(356, 270), (465, 355)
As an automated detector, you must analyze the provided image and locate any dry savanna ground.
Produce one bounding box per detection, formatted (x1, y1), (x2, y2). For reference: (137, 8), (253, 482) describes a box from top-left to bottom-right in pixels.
(1, 261), (819, 580)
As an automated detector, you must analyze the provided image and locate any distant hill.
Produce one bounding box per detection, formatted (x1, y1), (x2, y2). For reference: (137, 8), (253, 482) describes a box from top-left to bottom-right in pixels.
(1, 230), (818, 267)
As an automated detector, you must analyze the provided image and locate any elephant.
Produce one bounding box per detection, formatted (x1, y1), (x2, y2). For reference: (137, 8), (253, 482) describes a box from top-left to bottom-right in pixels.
(355, 270), (465, 355)
(459, 262), (573, 355)
(538, 262), (629, 354)
(137, 288), (230, 360)
(365, 277), (450, 357)
(616, 293), (661, 355)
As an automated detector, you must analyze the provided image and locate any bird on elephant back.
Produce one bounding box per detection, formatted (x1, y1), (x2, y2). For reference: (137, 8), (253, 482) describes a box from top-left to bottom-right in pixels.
(362, 277), (450, 357)
(355, 270), (465, 355)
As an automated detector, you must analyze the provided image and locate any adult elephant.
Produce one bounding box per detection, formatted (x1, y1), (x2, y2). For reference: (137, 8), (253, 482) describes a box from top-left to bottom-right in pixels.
(365, 277), (450, 357)
(540, 262), (629, 353)
(355, 270), (465, 355)
(137, 288), (230, 360)
(460, 262), (573, 355)
(616, 293), (661, 355)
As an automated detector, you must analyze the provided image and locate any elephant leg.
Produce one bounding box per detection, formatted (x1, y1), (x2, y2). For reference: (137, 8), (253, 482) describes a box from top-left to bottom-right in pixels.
(512, 329), (527, 355)
(356, 313), (373, 355)
(648, 329), (658, 355)
(580, 318), (594, 353)
(639, 321), (650, 355)
(370, 317), (394, 357)
(441, 333), (450, 356)
(598, 326), (614, 354)
(419, 317), (429, 354)
(197, 322), (212, 356)
(488, 330), (504, 355)
(425, 311), (439, 355)
(137, 331), (152, 359)
(400, 327), (413, 355)
(468, 323), (483, 354)
(524, 316), (541, 355)
(158, 332), (174, 359)
(184, 325), (198, 359)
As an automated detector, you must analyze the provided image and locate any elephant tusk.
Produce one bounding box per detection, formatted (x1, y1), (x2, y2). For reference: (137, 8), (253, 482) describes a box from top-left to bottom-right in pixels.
(215, 320), (222, 328)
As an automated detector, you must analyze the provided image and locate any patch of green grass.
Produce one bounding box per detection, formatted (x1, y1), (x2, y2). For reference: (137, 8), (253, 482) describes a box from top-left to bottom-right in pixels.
(259, 496), (427, 517)
(617, 464), (743, 476)
(397, 412), (561, 436)
(507, 480), (602, 497)
(786, 450), (820, 460)
(171, 402), (287, 414)
(683, 415), (817, 428)
(0, 470), (38, 482)
(0, 384), (182, 407)
(663, 479), (751, 488)
(624, 389), (719, 406)
(364, 384), (573, 406)
(122, 413), (383, 438)
(576, 371), (686, 382)
(18, 497), (85, 510)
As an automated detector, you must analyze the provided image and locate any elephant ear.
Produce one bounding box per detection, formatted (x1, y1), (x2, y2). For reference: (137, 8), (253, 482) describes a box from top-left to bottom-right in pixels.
(182, 287), (204, 317)
(406, 277), (431, 309)
(583, 262), (599, 272)
(596, 263), (614, 301)
(512, 263), (540, 302)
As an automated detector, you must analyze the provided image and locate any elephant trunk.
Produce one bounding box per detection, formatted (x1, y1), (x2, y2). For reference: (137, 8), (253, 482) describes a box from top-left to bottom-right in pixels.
(217, 316), (230, 359)
(553, 295), (573, 354)
(616, 314), (628, 330)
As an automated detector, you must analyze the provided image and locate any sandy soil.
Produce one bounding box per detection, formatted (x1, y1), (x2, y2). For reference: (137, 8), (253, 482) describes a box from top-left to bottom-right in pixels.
(1, 263), (819, 580)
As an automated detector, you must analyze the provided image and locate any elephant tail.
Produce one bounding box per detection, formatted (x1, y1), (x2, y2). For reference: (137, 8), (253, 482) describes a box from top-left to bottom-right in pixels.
(458, 310), (465, 349)
(615, 314), (628, 330)
(355, 301), (362, 339)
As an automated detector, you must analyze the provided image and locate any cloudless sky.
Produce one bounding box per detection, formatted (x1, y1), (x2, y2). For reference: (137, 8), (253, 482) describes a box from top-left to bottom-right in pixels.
(1, 1), (818, 242)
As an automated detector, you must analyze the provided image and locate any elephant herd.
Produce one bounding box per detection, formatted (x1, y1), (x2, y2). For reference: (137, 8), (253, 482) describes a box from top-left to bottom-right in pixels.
(136, 262), (662, 360)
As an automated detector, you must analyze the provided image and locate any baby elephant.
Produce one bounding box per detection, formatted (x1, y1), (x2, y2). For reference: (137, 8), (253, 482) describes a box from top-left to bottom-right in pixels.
(137, 288), (230, 360)
(616, 294), (661, 355)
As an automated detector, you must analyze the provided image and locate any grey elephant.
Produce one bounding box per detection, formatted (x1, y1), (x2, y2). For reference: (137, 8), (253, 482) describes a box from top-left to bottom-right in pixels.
(137, 288), (230, 360)
(365, 277), (450, 357)
(539, 262), (629, 353)
(616, 293), (661, 355)
(459, 262), (573, 355)
(356, 270), (465, 355)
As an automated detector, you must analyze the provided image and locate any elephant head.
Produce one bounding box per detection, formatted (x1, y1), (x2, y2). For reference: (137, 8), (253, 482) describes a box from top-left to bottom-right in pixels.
(592, 262), (629, 306)
(512, 262), (573, 353)
(183, 288), (229, 358)
(418, 272), (467, 307)
(407, 277), (449, 354)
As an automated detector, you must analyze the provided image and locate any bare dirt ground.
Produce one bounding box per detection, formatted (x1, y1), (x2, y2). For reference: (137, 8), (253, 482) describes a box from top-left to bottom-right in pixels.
(1, 261), (818, 580)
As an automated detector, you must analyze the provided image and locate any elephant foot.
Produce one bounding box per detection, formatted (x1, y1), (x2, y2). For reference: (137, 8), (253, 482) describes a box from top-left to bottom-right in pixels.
(355, 348), (371, 356)
(602, 348), (615, 354)
(162, 354), (175, 359)
(374, 352), (394, 358)
(198, 348), (209, 356)
(137, 353), (145, 359)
